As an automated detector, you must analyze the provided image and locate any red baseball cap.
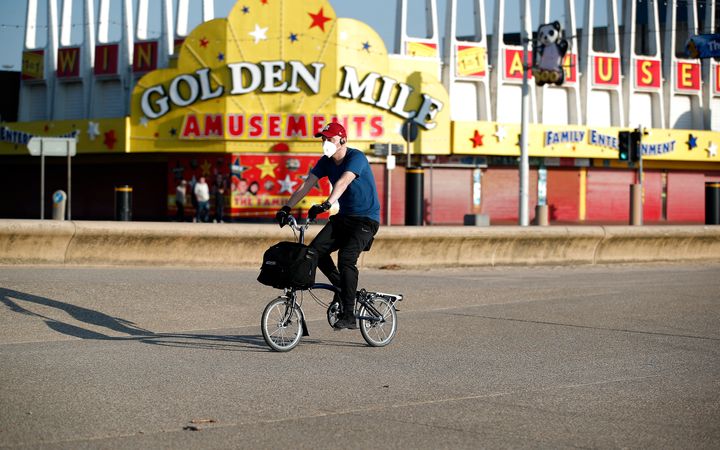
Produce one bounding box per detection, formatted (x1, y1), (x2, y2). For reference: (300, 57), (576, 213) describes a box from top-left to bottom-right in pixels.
(314, 122), (347, 140)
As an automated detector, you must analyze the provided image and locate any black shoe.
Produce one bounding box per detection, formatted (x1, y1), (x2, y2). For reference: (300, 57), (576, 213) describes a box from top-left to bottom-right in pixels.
(334, 314), (357, 330)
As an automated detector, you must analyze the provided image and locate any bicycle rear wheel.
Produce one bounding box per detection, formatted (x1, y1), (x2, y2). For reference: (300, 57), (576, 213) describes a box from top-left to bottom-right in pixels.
(358, 297), (397, 347)
(261, 296), (303, 352)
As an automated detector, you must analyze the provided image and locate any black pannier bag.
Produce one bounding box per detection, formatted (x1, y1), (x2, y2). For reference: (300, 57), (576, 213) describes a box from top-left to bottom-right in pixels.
(257, 241), (319, 289)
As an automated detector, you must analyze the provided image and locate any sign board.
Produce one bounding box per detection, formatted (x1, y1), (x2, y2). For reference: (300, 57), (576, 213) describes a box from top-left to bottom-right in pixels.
(401, 120), (419, 143)
(30, 137), (76, 220)
(27, 137), (77, 157)
(533, 21), (569, 86)
(687, 34), (720, 59)
(53, 190), (67, 203)
(371, 143), (405, 156)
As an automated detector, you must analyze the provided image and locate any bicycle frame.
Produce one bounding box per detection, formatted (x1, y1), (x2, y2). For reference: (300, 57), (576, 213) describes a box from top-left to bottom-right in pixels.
(281, 284), (400, 335)
(355, 290), (402, 324)
(279, 215), (403, 331)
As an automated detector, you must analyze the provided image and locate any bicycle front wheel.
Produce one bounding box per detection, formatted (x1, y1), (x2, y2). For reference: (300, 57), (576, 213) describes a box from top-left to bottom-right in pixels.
(358, 297), (397, 347)
(261, 296), (303, 352)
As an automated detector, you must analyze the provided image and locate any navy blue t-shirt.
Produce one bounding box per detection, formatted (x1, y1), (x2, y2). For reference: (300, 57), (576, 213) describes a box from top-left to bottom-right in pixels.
(311, 148), (380, 223)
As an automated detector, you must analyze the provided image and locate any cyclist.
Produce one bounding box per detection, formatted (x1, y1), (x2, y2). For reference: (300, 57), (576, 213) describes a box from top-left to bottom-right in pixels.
(275, 122), (380, 329)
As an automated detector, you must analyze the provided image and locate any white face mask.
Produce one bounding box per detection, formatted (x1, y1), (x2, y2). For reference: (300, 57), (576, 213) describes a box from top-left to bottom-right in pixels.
(322, 139), (338, 158)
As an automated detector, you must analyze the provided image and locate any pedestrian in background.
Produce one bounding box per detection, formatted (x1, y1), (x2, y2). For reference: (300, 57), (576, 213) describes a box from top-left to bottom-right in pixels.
(214, 175), (225, 223)
(189, 176), (198, 222)
(194, 176), (210, 223)
(175, 179), (187, 222)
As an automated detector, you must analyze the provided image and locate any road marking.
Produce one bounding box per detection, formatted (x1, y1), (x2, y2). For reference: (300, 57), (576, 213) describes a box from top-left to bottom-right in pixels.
(221, 374), (665, 429)
(440, 312), (720, 342)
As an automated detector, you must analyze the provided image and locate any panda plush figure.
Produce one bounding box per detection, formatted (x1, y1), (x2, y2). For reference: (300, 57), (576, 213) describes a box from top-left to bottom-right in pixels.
(533, 21), (569, 86)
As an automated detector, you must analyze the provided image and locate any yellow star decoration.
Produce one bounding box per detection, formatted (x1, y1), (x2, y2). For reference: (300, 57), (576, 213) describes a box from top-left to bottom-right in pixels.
(200, 159), (212, 177)
(257, 157), (278, 179)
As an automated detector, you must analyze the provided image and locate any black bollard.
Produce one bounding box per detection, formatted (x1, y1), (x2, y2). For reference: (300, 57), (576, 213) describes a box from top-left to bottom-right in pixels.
(405, 167), (424, 225)
(115, 185), (133, 221)
(706, 182), (720, 225)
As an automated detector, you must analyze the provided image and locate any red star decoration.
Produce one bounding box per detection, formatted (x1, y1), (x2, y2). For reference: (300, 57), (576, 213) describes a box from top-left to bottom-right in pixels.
(261, 0), (268, 4)
(308, 7), (331, 32)
(104, 130), (117, 150)
(470, 130), (484, 148)
(199, 37), (209, 48)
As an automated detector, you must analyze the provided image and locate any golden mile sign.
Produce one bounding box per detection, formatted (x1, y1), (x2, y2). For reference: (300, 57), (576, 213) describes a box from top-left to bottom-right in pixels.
(140, 63), (444, 132)
(129, 0), (451, 152)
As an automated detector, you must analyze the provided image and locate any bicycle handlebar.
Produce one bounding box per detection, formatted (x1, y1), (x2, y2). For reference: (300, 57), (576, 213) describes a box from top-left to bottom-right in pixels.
(286, 215), (312, 233)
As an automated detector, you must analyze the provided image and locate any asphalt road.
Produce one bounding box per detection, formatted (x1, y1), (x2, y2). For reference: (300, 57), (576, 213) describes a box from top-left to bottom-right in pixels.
(1, 263), (719, 449)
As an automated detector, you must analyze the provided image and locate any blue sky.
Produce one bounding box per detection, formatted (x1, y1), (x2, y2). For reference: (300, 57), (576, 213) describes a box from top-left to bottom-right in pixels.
(0, 0), (598, 70)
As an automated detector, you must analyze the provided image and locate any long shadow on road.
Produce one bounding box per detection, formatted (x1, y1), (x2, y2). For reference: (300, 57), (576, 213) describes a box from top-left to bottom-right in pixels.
(0, 288), (270, 352)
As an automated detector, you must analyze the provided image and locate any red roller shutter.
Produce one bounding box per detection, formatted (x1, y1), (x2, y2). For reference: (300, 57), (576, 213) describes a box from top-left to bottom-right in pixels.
(424, 168), (472, 224)
(375, 165), (407, 225)
(371, 164), (387, 224)
(390, 167), (407, 225)
(376, 166), (472, 225)
(546, 168), (580, 222)
(481, 167), (538, 223)
(642, 170), (663, 222)
(667, 171), (704, 222)
(586, 169), (634, 222)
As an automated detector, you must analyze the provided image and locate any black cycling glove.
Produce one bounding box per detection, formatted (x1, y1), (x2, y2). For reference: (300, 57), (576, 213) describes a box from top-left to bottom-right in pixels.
(308, 201), (331, 220)
(275, 205), (291, 228)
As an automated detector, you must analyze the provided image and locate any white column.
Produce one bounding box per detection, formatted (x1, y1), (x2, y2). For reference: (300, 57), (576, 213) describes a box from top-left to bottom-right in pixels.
(490, 0), (536, 124)
(83, 0), (96, 118)
(536, 0), (581, 125)
(579, 0), (623, 127)
(123, 0), (134, 66)
(136, 0), (149, 41)
(177, 0), (214, 36)
(394, 0), (440, 78)
(25, 0), (38, 49)
(442, 0), (491, 121)
(159, 0), (173, 65)
(519, 0), (530, 226)
(621, 0), (663, 129)
(46, 0), (59, 120)
(123, 0), (135, 115)
(59, 0), (72, 46)
(663, 0), (703, 130)
(702, 0), (719, 130)
(203, 0), (214, 22)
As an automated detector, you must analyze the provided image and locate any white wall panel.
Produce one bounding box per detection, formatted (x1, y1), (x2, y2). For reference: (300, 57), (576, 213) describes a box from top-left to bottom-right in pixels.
(586, 91), (612, 127)
(57, 82), (84, 120)
(712, 99), (720, 131)
(93, 80), (125, 118)
(669, 96), (693, 129)
(495, 85), (522, 123)
(25, 85), (47, 121)
(541, 89), (570, 125)
(628, 93), (653, 128)
(450, 82), (480, 121)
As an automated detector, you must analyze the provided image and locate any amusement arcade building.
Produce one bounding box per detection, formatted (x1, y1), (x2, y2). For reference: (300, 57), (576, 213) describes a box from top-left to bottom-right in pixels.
(2, 0), (719, 224)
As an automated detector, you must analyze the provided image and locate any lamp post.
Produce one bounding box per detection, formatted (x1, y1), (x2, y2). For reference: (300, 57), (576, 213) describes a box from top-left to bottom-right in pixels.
(518, 23), (531, 226)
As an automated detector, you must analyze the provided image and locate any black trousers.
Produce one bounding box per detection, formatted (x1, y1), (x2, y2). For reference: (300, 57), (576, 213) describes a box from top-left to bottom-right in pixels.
(309, 215), (379, 314)
(215, 194), (224, 222)
(175, 201), (184, 222)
